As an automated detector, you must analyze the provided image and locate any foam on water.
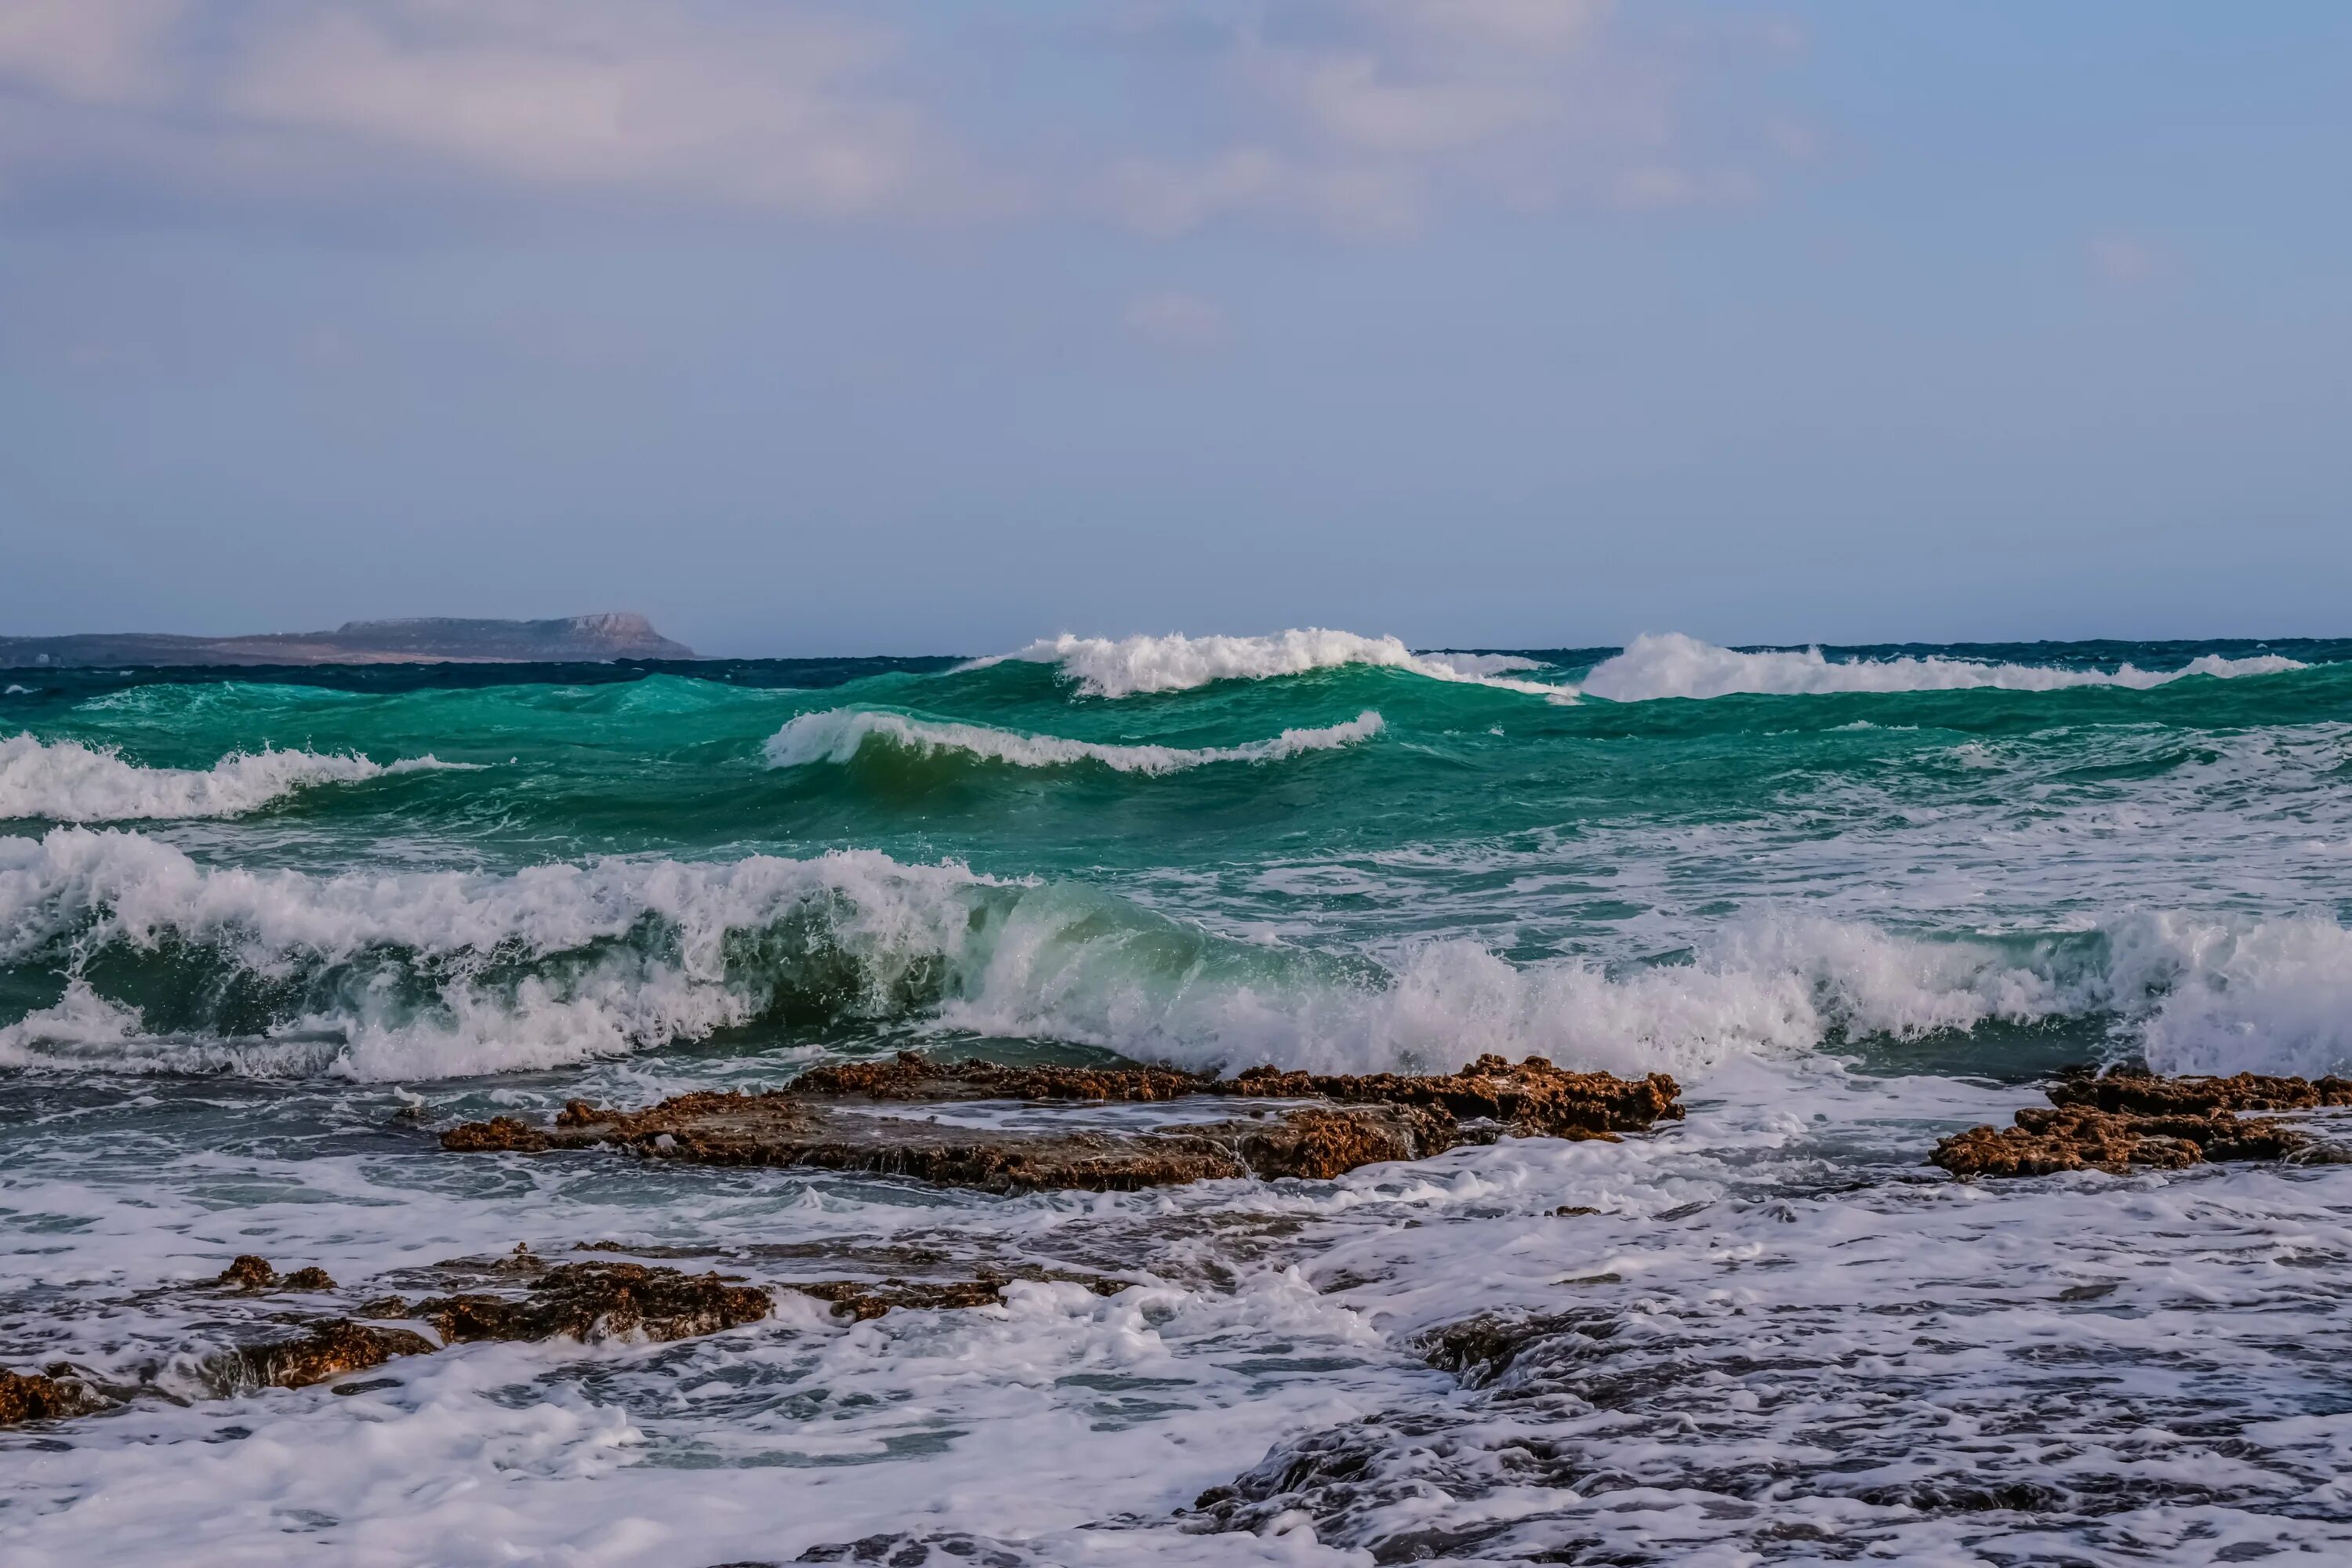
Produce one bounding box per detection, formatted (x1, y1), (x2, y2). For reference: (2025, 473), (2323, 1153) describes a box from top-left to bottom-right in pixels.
(1581, 631), (2307, 701)
(971, 629), (1569, 700)
(764, 707), (1385, 775)
(0, 733), (465, 822)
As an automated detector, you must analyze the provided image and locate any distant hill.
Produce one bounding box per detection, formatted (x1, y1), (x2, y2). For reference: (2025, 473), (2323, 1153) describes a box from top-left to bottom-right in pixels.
(0, 613), (696, 668)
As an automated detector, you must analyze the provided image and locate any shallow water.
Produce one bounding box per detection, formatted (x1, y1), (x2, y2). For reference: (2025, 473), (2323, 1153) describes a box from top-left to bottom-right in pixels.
(5, 631), (2351, 1565)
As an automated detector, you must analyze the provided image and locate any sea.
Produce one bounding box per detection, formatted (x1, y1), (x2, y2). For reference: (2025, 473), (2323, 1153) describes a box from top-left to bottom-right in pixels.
(5, 629), (2352, 1566)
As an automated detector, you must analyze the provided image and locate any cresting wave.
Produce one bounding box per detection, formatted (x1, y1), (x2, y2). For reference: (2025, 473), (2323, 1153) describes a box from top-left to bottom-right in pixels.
(6, 826), (2352, 1082)
(0, 733), (467, 822)
(763, 706), (1385, 775)
(970, 629), (1567, 700)
(1581, 631), (2307, 702)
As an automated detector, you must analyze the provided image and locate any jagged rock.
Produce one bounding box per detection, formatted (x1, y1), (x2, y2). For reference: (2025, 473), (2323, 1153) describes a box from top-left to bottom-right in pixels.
(400, 1262), (771, 1345)
(441, 1052), (1681, 1192)
(234, 1321), (439, 1390)
(1219, 1054), (1684, 1141)
(1932, 1071), (2343, 1178)
(0, 1369), (103, 1425)
(2045, 1066), (2352, 1116)
(212, 1255), (338, 1291)
(216, 1254), (278, 1290)
(782, 1269), (1126, 1322)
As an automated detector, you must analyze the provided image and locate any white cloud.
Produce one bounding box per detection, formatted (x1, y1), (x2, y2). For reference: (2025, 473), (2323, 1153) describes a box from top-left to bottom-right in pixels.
(1123, 291), (1232, 350)
(0, 0), (182, 104)
(0, 0), (1785, 236)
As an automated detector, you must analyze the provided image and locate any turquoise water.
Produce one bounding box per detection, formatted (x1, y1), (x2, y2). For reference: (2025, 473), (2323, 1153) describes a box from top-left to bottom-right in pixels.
(7, 632), (2352, 1566)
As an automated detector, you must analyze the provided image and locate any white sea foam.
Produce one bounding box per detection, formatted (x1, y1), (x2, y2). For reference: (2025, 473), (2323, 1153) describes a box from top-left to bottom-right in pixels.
(1581, 631), (2307, 702)
(14, 826), (2352, 1080)
(0, 733), (466, 822)
(763, 708), (1385, 775)
(971, 630), (1567, 700)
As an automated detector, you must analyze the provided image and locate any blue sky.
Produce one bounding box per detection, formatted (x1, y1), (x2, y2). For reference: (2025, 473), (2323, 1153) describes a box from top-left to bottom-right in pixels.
(2, 2), (2348, 655)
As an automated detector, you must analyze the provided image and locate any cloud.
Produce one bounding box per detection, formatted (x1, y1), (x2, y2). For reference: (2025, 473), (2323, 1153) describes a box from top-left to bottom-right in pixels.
(0, 0), (960, 218)
(1123, 291), (1232, 350)
(0, 0), (1789, 236)
(0, 0), (181, 105)
(2088, 234), (2160, 284)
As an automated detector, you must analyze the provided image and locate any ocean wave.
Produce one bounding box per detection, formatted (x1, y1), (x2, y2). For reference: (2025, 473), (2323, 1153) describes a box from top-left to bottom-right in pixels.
(763, 708), (1385, 775)
(10, 827), (2352, 1080)
(0, 734), (469, 822)
(1581, 633), (2307, 702)
(968, 630), (1568, 701)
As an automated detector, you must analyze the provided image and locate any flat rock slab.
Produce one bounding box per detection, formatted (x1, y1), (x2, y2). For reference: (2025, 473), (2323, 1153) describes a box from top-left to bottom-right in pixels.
(441, 1052), (1685, 1192)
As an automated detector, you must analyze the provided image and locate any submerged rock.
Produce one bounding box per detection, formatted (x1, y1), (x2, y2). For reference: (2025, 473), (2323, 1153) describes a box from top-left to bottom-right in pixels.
(226, 1261), (770, 1392)
(782, 1269), (1127, 1322)
(441, 1052), (1682, 1192)
(1933, 1070), (2347, 1178)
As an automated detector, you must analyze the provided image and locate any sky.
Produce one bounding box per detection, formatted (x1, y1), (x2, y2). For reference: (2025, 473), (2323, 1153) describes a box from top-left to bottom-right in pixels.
(1, 2), (2348, 657)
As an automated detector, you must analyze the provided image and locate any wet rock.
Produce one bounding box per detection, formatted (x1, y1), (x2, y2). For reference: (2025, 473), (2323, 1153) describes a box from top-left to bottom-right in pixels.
(788, 1053), (1212, 1105)
(398, 1261), (771, 1345)
(0, 1368), (103, 1425)
(782, 1269), (1127, 1322)
(2046, 1066), (2352, 1116)
(1933, 1100), (2320, 1179)
(234, 1320), (438, 1390)
(1220, 1054), (1684, 1140)
(441, 1052), (1680, 1192)
(212, 1256), (338, 1292)
(216, 1254), (278, 1290)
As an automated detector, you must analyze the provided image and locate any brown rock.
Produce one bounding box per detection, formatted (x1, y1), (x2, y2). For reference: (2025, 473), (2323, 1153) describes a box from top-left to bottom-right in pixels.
(2046, 1067), (2352, 1116)
(1221, 1054), (1685, 1141)
(281, 1266), (337, 1290)
(0, 1369), (101, 1425)
(784, 1269), (1127, 1322)
(1933, 1102), (2317, 1178)
(402, 1262), (771, 1345)
(235, 1320), (438, 1390)
(440, 1052), (1682, 1192)
(216, 1254), (278, 1290)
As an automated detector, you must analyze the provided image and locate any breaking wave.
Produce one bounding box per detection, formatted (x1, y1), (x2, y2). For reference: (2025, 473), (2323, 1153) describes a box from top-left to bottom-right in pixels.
(764, 708), (1385, 775)
(969, 630), (1567, 700)
(8, 828), (2352, 1081)
(1581, 633), (2307, 702)
(0, 733), (467, 822)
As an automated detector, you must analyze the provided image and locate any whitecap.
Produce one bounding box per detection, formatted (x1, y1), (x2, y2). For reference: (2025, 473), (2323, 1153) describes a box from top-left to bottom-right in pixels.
(0, 733), (472, 822)
(967, 630), (1568, 700)
(1581, 632), (2306, 702)
(763, 708), (1385, 775)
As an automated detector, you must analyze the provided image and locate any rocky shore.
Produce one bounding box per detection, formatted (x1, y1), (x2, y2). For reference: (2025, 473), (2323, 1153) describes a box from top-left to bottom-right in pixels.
(1933, 1067), (2352, 1177)
(441, 1051), (1686, 1191)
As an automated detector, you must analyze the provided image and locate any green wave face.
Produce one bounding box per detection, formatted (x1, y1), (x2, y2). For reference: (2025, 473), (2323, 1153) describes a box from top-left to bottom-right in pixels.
(4, 636), (2350, 1081)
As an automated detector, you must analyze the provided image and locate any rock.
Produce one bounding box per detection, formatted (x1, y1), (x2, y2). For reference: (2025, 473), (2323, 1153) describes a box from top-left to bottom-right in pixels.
(400, 1262), (771, 1345)
(1221, 1054), (1684, 1141)
(782, 1269), (1126, 1322)
(216, 1254), (278, 1290)
(1931, 1072), (2342, 1178)
(441, 1052), (1682, 1192)
(212, 1256), (337, 1291)
(0, 1369), (102, 1425)
(2045, 1066), (2352, 1116)
(234, 1321), (438, 1390)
